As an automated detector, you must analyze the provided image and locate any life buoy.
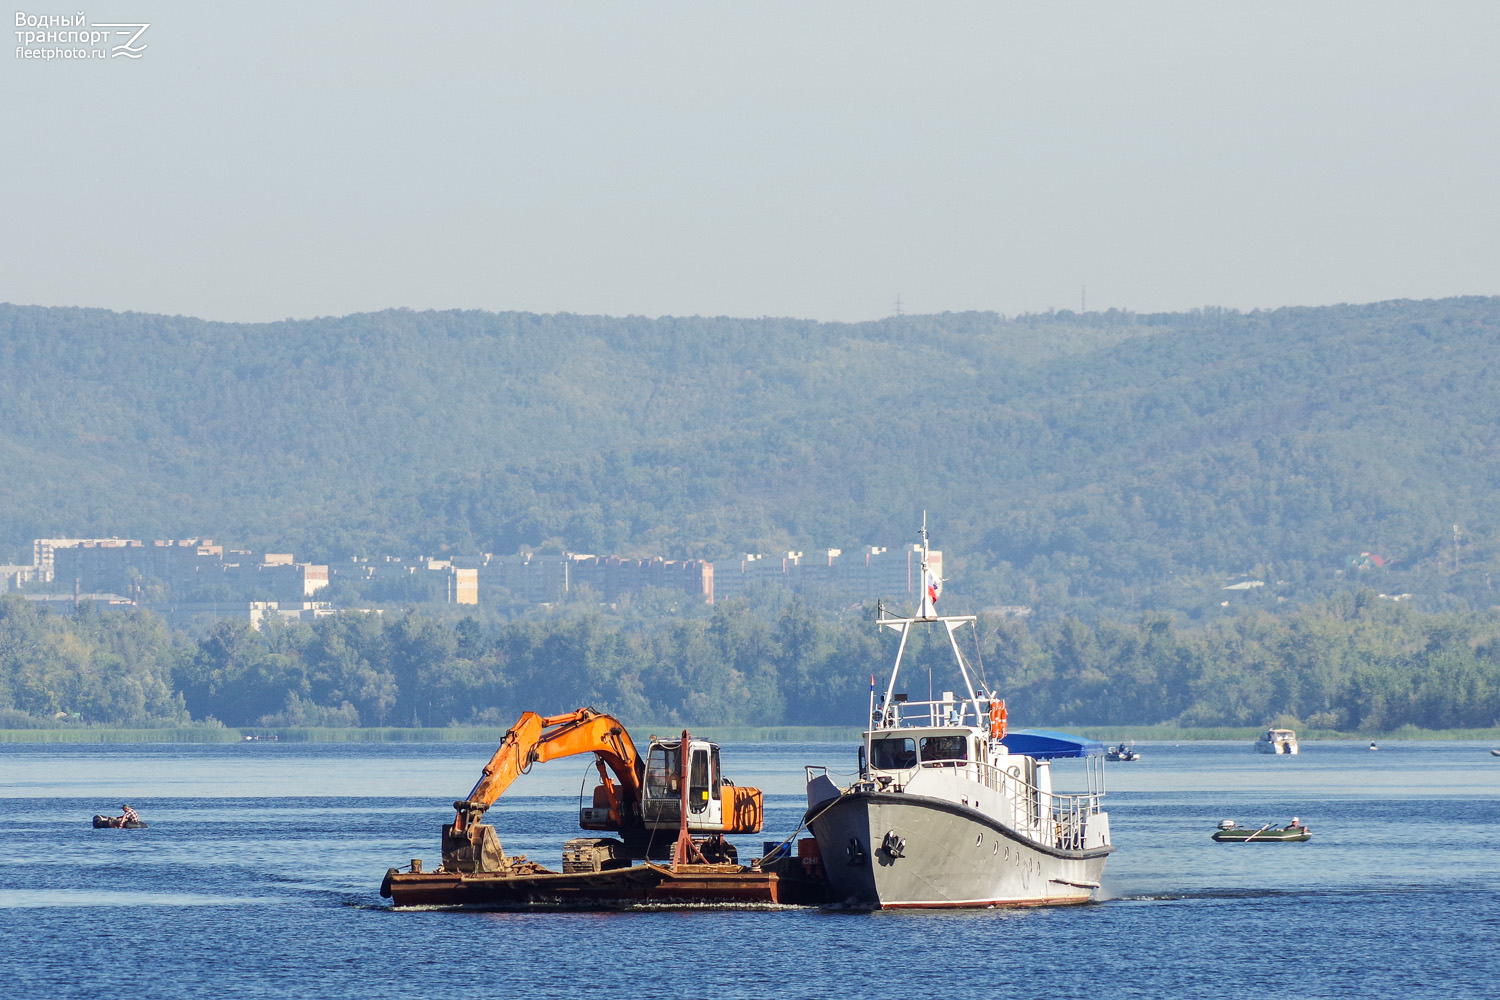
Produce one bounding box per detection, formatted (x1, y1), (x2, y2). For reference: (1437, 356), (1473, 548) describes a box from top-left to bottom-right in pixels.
(989, 699), (1007, 739)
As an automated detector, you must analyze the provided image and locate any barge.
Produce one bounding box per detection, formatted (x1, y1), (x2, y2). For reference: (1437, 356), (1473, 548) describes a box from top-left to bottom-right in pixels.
(381, 708), (833, 909)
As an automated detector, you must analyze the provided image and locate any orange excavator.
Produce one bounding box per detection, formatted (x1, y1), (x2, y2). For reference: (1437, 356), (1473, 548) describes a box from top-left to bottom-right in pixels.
(441, 707), (764, 875)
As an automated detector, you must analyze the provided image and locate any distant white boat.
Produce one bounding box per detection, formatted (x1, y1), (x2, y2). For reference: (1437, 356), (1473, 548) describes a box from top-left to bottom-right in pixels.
(1254, 728), (1299, 755)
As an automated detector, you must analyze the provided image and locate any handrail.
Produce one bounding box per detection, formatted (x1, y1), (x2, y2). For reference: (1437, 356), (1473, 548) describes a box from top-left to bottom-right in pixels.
(964, 757), (1102, 851)
(862, 739), (1106, 851)
(872, 698), (989, 730)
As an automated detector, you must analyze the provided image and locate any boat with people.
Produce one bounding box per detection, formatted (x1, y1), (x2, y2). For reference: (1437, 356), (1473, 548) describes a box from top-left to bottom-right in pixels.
(803, 518), (1113, 908)
(1254, 728), (1299, 754)
(93, 804), (147, 829)
(1211, 818), (1310, 842)
(1106, 742), (1140, 762)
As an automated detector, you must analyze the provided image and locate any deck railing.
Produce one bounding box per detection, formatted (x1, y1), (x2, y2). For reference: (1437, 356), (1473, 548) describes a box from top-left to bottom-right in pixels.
(874, 697), (985, 729)
(902, 755), (1103, 851)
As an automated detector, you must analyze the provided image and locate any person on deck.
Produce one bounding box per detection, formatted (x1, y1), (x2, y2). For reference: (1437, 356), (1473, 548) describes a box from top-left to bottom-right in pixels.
(120, 804), (139, 825)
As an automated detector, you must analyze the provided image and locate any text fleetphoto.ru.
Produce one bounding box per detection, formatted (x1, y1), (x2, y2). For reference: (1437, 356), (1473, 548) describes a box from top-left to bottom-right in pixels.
(14, 10), (148, 60)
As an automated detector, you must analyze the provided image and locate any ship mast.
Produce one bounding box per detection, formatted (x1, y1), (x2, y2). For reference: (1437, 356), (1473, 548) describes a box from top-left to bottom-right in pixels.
(918, 511), (937, 620)
(875, 513), (984, 726)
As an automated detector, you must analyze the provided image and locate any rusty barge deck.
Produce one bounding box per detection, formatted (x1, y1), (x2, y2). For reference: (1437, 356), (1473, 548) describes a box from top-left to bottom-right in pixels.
(381, 859), (834, 909)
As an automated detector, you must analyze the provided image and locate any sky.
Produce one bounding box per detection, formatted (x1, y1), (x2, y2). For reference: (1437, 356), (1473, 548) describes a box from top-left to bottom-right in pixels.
(4, 1), (1499, 324)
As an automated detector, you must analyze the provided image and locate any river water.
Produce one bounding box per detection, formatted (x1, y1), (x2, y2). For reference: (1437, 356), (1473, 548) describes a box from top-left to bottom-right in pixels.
(2, 739), (1497, 999)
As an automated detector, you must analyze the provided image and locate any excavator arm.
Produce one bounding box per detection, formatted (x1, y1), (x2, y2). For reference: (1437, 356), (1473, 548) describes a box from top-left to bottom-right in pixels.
(450, 707), (643, 835)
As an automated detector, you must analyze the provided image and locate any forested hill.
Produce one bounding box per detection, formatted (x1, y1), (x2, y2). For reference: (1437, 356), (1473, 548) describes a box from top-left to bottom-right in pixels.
(2, 297), (1498, 618)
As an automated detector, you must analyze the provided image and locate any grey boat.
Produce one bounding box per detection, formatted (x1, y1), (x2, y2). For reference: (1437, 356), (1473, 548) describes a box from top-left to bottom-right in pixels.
(803, 520), (1113, 908)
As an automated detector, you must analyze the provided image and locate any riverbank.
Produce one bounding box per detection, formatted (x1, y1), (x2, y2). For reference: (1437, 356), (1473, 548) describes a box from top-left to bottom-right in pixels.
(0, 724), (867, 744)
(3, 723), (1498, 744)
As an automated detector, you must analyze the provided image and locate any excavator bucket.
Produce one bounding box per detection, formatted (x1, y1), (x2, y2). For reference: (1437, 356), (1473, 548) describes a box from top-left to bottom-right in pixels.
(442, 822), (504, 873)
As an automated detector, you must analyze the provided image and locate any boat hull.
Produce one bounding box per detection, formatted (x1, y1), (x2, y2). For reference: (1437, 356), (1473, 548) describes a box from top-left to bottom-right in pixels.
(807, 791), (1110, 908)
(92, 815), (147, 829)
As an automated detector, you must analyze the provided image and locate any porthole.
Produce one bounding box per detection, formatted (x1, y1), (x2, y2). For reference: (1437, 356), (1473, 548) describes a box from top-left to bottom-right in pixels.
(975, 833), (983, 847)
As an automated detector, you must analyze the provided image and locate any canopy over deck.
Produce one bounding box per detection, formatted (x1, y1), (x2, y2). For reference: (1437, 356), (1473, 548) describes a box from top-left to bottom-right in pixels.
(1001, 729), (1106, 760)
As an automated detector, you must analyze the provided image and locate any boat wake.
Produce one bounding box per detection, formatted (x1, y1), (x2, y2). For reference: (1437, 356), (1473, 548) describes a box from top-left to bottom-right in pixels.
(1111, 884), (1449, 903)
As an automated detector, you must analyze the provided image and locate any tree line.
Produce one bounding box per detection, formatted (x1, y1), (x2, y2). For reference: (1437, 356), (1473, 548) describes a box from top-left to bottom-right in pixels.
(3, 592), (1496, 733)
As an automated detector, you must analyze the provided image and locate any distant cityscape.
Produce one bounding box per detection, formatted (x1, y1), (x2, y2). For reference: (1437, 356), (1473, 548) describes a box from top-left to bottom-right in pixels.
(1, 537), (944, 626)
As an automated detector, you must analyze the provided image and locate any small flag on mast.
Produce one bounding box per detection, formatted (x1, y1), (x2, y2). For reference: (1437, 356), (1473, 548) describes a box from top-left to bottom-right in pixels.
(925, 568), (942, 607)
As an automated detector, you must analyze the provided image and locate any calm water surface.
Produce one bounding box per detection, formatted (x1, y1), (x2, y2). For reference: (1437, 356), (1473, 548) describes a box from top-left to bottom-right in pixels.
(3, 739), (1498, 999)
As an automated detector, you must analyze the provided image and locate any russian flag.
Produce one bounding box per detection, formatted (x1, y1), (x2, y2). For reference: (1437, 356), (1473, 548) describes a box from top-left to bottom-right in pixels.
(925, 568), (941, 606)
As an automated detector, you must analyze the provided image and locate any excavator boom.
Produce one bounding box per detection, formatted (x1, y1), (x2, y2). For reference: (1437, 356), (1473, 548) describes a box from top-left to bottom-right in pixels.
(453, 708), (643, 834)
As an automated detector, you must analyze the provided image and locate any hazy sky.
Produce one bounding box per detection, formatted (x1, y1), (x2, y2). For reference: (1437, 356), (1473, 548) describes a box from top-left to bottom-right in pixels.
(5, 2), (1498, 323)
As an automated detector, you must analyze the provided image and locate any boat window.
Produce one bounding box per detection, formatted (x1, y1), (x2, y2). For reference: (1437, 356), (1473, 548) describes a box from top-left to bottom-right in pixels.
(870, 737), (917, 770)
(919, 735), (968, 764)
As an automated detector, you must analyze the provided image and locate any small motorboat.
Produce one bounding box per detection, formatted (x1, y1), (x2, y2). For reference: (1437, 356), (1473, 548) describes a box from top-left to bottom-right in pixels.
(1491, 749), (1500, 757)
(93, 814), (148, 829)
(1106, 742), (1141, 762)
(1368, 742), (1379, 751)
(1211, 819), (1309, 843)
(1253, 728), (1299, 754)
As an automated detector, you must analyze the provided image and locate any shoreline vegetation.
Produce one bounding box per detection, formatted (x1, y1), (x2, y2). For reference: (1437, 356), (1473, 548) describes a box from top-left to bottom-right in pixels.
(8, 593), (1500, 737)
(4, 724), (1499, 744)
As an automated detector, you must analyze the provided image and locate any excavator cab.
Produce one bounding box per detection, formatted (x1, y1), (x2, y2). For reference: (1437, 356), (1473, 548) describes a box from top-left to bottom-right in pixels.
(640, 737), (724, 830)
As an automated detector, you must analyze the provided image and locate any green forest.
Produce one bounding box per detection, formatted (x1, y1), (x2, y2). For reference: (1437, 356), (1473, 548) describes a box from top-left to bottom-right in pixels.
(3, 591), (1496, 733)
(4, 297), (1500, 731)
(3, 298), (1499, 621)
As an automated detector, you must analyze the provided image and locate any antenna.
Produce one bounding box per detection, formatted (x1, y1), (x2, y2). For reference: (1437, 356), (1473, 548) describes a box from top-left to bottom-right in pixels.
(918, 511), (937, 618)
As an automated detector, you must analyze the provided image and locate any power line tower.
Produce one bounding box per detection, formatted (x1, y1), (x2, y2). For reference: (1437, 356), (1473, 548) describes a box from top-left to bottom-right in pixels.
(893, 293), (904, 318)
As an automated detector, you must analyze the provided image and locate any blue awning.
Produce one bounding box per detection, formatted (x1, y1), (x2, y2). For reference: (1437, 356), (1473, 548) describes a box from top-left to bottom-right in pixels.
(1000, 729), (1106, 760)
